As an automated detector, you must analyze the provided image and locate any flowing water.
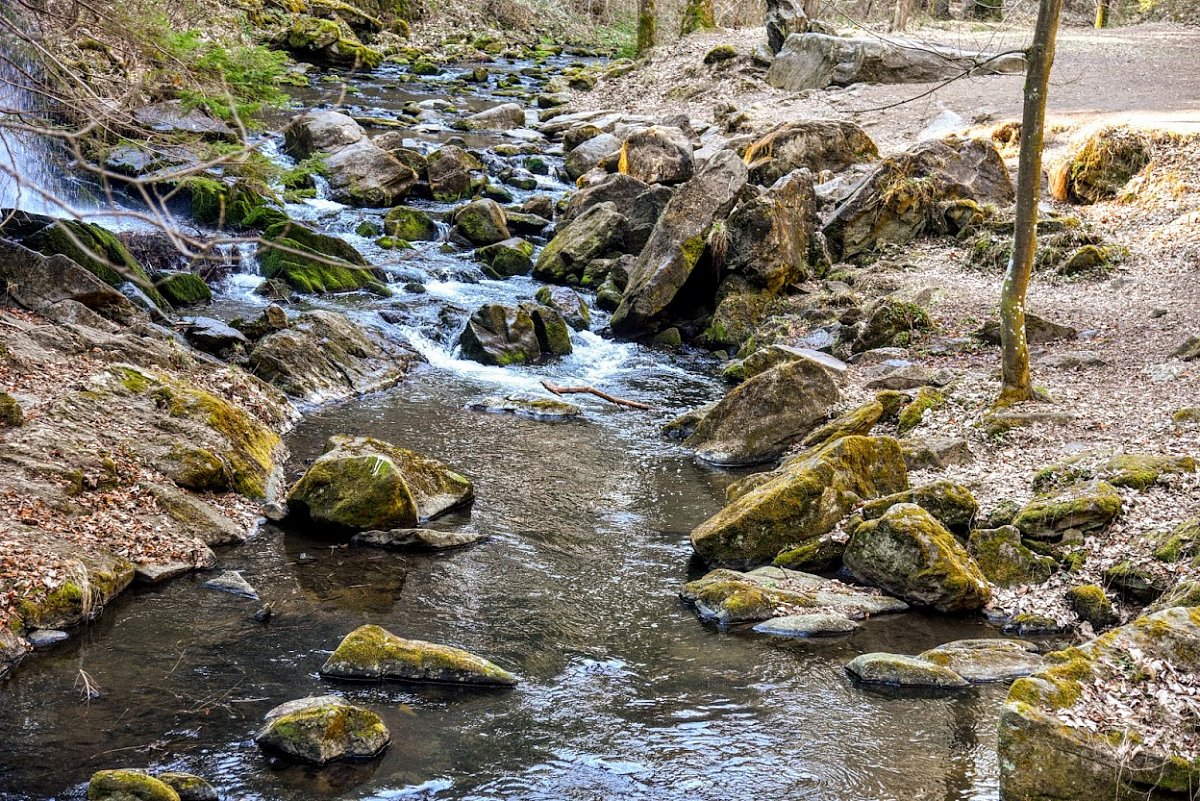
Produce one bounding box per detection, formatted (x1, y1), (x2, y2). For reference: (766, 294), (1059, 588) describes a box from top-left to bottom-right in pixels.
(0, 55), (1012, 801)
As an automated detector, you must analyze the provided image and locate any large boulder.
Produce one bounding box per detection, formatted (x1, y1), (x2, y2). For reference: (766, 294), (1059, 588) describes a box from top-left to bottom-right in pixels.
(612, 149), (749, 337)
(968, 526), (1057, 587)
(724, 169), (818, 293)
(384, 206), (439, 242)
(564, 133), (621, 181)
(427, 146), (485, 202)
(535, 285), (592, 331)
(618, 126), (695, 186)
(999, 607), (1200, 800)
(324, 140), (418, 207)
(255, 696), (389, 765)
(823, 137), (1015, 261)
(767, 32), (1026, 91)
(0, 238), (133, 321)
(690, 435), (908, 567)
(452, 199), (510, 245)
(684, 358), (841, 466)
(1012, 479), (1123, 540)
(286, 434), (474, 531)
(1050, 127), (1152, 205)
(320, 624), (518, 686)
(283, 110), (364, 159)
(560, 172), (648, 225)
(459, 303), (542, 366)
(458, 102), (526, 131)
(845, 503), (991, 613)
(533, 202), (628, 283)
(743, 120), (878, 186)
(257, 221), (387, 295)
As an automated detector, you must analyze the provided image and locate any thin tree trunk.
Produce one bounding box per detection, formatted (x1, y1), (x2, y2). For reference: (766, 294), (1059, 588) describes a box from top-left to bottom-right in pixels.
(893, 0), (916, 30)
(1094, 0), (1110, 27)
(932, 0), (951, 19)
(803, 0), (822, 17)
(636, 0), (656, 54)
(998, 0), (1063, 405)
(680, 0), (716, 35)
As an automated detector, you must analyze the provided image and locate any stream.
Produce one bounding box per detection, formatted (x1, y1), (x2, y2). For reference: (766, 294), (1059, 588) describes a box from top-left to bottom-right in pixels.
(0, 53), (1008, 801)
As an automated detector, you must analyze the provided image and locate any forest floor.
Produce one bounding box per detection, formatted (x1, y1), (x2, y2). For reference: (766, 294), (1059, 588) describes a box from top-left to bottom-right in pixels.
(577, 20), (1200, 631)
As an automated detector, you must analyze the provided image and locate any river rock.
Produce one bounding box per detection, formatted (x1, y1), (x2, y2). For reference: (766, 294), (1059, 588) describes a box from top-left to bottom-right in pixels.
(766, 0), (809, 53)
(0, 627), (28, 679)
(156, 772), (218, 801)
(612, 149), (749, 337)
(459, 102), (526, 131)
(535, 285), (592, 331)
(561, 173), (648, 225)
(256, 695), (389, 765)
(351, 528), (488, 550)
(324, 140), (418, 207)
(919, 639), (1044, 682)
(532, 202), (627, 283)
(724, 169), (819, 292)
(287, 434), (474, 531)
(27, 629), (69, 648)
(476, 237), (534, 277)
(452, 199), (510, 246)
(0, 239), (134, 322)
(1012, 479), (1123, 540)
(823, 137), (1015, 261)
(284, 110), (365, 159)
(467, 393), (583, 420)
(681, 566), (909, 626)
(845, 653), (971, 688)
(753, 613), (857, 637)
(203, 570), (259, 600)
(525, 303), (573, 356)
(384, 206), (439, 242)
(626, 185), (674, 253)
(800, 399), (883, 448)
(742, 120), (878, 186)
(685, 358), (840, 466)
(859, 480), (979, 533)
(618, 126), (695, 185)
(844, 503), (991, 613)
(427, 146), (485, 202)
(767, 32), (1025, 92)
(179, 316), (248, 356)
(565, 133), (621, 181)
(155, 272), (212, 307)
(86, 770), (181, 801)
(258, 221), (387, 295)
(998, 607), (1200, 800)
(320, 624), (518, 686)
(690, 435), (908, 567)
(459, 303), (542, 365)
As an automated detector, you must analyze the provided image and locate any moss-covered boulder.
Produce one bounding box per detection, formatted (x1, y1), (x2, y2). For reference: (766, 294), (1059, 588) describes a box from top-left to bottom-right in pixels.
(690, 435), (907, 567)
(1065, 584), (1118, 629)
(967, 526), (1057, 587)
(257, 221), (388, 295)
(320, 624), (518, 686)
(154, 272), (212, 307)
(185, 177), (285, 231)
(844, 503), (991, 613)
(1152, 518), (1200, 563)
(612, 149), (749, 337)
(799, 400), (883, 449)
(384, 206), (439, 241)
(1012, 480), (1123, 541)
(282, 17), (383, 69)
(534, 285), (592, 331)
(87, 770), (180, 801)
(532, 201), (627, 284)
(154, 773), (217, 801)
(524, 303), (573, 357)
(859, 480), (979, 533)
(0, 391), (24, 427)
(458, 303), (542, 366)
(255, 695), (389, 765)
(427, 145), (485, 202)
(896, 385), (945, 435)
(998, 607), (1200, 800)
(845, 653), (970, 688)
(476, 237), (534, 278)
(684, 358), (841, 466)
(287, 434), (474, 531)
(771, 534), (846, 572)
(852, 297), (934, 353)
(918, 639), (1044, 683)
(680, 566), (908, 626)
(452, 199), (510, 246)
(1050, 127), (1152, 205)
(617, 125), (694, 186)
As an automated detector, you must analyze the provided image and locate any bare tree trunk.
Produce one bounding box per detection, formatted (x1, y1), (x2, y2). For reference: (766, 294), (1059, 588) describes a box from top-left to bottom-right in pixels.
(969, 0), (1003, 19)
(680, 0), (716, 34)
(804, 0), (822, 18)
(893, 0), (916, 30)
(932, 0), (952, 19)
(998, 0), (1063, 405)
(637, 0), (656, 54)
(1094, 0), (1110, 27)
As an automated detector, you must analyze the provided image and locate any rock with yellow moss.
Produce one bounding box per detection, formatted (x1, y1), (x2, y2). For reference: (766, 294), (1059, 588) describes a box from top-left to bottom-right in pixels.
(287, 435), (473, 532)
(690, 435), (908, 567)
(86, 770), (180, 801)
(255, 695), (390, 765)
(618, 126), (694, 186)
(999, 607), (1200, 800)
(320, 624), (518, 686)
(1012, 479), (1123, 541)
(844, 503), (991, 613)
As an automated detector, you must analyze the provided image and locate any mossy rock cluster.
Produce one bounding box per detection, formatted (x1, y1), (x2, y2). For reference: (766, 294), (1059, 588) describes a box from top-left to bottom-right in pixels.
(255, 695), (389, 765)
(320, 624), (518, 685)
(1012, 480), (1123, 541)
(258, 220), (389, 295)
(154, 272), (212, 307)
(969, 214), (1129, 277)
(185, 176), (285, 231)
(1050, 127), (1152, 205)
(287, 434), (473, 531)
(967, 526), (1057, 587)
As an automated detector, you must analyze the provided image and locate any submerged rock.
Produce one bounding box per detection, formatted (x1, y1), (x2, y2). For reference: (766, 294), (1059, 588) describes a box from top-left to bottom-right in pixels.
(467, 393), (582, 420)
(691, 435), (908, 567)
(287, 435), (474, 531)
(351, 528), (488, 550)
(255, 695), (389, 765)
(753, 613), (858, 637)
(320, 624), (518, 686)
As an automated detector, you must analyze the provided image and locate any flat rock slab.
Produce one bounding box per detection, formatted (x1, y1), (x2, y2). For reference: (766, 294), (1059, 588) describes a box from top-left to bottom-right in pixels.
(918, 639), (1044, 683)
(753, 613), (859, 637)
(351, 528), (489, 551)
(845, 652), (970, 688)
(135, 561), (194, 585)
(320, 624), (518, 686)
(203, 571), (259, 600)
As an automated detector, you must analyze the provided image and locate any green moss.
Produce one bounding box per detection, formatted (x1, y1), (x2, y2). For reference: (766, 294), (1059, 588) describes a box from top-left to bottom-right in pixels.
(1012, 480), (1123, 539)
(1103, 453), (1196, 490)
(968, 526), (1057, 587)
(772, 536), (845, 572)
(166, 444), (229, 492)
(0, 391), (23, 427)
(87, 770), (180, 801)
(703, 44), (737, 64)
(322, 624), (517, 685)
(897, 387), (945, 436)
(384, 206), (438, 241)
(679, 0), (716, 34)
(1065, 584), (1118, 628)
(258, 221), (388, 296)
(155, 272), (212, 307)
(25, 220), (167, 309)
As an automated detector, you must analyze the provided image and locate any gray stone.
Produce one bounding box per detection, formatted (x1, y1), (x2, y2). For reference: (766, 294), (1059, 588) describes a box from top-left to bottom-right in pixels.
(351, 528), (489, 550)
(203, 570), (259, 600)
(753, 613), (857, 637)
(27, 629), (69, 648)
(845, 653), (971, 688)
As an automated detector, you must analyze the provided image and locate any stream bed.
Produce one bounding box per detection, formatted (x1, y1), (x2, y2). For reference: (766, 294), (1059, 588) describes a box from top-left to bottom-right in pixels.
(1, 54), (1009, 801)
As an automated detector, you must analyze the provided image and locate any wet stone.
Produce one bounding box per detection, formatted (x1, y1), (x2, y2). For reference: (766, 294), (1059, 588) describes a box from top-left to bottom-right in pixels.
(351, 528), (489, 550)
(202, 570), (259, 600)
(752, 614), (859, 637)
(27, 630), (69, 648)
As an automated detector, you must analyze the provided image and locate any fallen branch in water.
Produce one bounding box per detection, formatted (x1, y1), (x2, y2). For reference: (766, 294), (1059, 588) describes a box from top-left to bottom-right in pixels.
(540, 380), (654, 411)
